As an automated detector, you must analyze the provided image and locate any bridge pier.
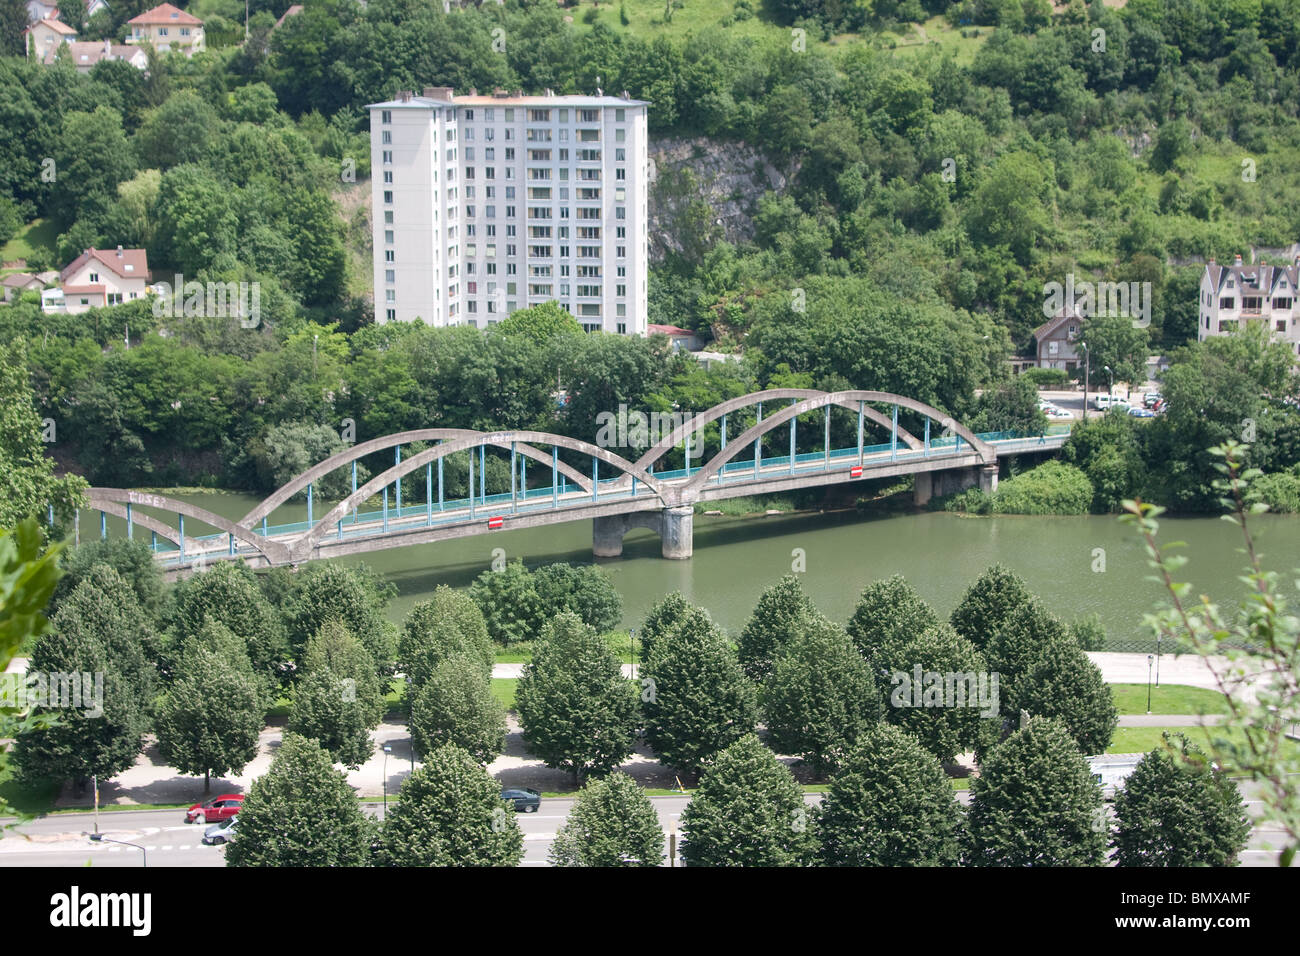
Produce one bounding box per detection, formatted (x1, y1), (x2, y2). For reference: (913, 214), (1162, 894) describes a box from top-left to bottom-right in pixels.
(914, 464), (1000, 505)
(593, 505), (694, 560)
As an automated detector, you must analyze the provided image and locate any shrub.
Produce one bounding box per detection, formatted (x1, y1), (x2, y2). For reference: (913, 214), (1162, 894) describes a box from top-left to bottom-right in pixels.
(988, 461), (1093, 515)
(1250, 469), (1300, 513)
(1021, 367), (1070, 387)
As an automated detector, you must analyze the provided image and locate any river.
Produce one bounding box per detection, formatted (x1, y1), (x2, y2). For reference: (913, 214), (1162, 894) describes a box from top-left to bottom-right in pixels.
(81, 490), (1300, 649)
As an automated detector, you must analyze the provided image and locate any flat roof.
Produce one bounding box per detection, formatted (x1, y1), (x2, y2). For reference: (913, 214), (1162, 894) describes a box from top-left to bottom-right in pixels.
(368, 93), (649, 110)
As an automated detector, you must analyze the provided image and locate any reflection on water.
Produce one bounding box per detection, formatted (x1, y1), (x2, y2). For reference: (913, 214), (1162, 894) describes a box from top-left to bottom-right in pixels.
(85, 492), (1300, 644)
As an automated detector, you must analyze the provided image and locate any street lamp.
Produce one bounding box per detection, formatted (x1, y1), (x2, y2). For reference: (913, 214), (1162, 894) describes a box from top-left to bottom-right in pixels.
(87, 833), (146, 867)
(1155, 634), (1161, 687)
(382, 744), (392, 816)
(1079, 342), (1090, 420)
(1146, 654), (1154, 715)
(1104, 365), (1114, 402)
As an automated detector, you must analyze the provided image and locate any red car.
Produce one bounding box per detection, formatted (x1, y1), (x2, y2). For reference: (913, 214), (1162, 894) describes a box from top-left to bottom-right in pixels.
(185, 794), (244, 824)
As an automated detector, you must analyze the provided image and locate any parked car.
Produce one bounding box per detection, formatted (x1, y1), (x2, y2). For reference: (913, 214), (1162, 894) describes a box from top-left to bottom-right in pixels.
(1045, 407), (1074, 420)
(1092, 395), (1130, 411)
(501, 788), (541, 812)
(1143, 392), (1161, 409)
(1127, 406), (1155, 418)
(186, 794), (244, 824)
(202, 816), (238, 845)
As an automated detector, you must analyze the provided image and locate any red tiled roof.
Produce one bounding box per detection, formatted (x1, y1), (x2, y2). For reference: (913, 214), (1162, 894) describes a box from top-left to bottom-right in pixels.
(275, 4), (303, 28)
(29, 18), (77, 35)
(648, 324), (695, 336)
(128, 3), (203, 25)
(62, 285), (106, 295)
(59, 247), (150, 283)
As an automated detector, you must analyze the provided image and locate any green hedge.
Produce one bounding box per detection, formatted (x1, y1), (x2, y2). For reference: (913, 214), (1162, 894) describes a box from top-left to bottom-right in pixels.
(1020, 368), (1071, 387)
(941, 461), (1094, 515)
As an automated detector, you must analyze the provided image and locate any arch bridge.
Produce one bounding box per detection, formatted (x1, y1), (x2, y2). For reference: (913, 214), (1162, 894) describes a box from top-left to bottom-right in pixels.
(83, 389), (1069, 575)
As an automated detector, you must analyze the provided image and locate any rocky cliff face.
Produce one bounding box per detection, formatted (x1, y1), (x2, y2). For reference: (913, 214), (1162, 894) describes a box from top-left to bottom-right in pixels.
(647, 136), (789, 262)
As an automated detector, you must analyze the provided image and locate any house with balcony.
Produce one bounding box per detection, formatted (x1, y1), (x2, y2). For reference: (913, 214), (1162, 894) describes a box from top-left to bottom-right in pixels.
(1198, 253), (1300, 355)
(46, 246), (150, 314)
(126, 2), (204, 55)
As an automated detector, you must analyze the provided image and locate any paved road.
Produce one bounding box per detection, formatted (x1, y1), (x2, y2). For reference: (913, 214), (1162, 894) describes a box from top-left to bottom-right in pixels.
(3, 786), (1285, 867)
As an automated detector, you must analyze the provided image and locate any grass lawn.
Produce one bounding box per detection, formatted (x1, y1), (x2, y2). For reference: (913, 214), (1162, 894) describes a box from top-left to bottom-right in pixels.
(1109, 683), (1229, 716)
(0, 219), (59, 269)
(491, 677), (517, 711)
(889, 16), (992, 67)
(0, 764), (61, 817)
(266, 677), (408, 720)
(1108, 725), (1300, 757)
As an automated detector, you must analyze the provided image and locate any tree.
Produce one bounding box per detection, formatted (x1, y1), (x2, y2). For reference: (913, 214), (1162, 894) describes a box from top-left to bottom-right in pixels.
(1122, 446), (1300, 864)
(636, 590), (692, 662)
(816, 723), (962, 866)
(399, 585), (495, 688)
(642, 607), (757, 777)
(516, 612), (638, 782)
(1078, 315), (1149, 390)
(0, 343), (88, 531)
(879, 624), (992, 764)
(155, 643), (265, 792)
(468, 560), (545, 646)
(300, 619), (385, 727)
(846, 574), (940, 668)
(14, 566), (153, 787)
(984, 601), (1071, 717)
(679, 735), (816, 867)
(287, 671), (375, 770)
(549, 772), (665, 867)
(494, 300), (583, 345)
(736, 574), (817, 683)
(962, 150), (1054, 265)
(169, 560), (289, 692)
(1, 0), (29, 56)
(409, 653), (506, 765)
(0, 519), (65, 823)
(1018, 637), (1118, 755)
(761, 615), (881, 776)
(53, 107), (137, 229)
(966, 718), (1106, 866)
(1112, 734), (1251, 867)
(285, 563), (396, 677)
(52, 537), (165, 623)
(969, 377), (1048, 434)
(948, 564), (1035, 651)
(375, 744), (523, 867)
(226, 733), (373, 866)
(531, 562), (624, 634)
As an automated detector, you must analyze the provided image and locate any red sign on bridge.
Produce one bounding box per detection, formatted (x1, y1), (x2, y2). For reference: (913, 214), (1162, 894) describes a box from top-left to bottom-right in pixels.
(849, 465), (864, 478)
(487, 516), (505, 530)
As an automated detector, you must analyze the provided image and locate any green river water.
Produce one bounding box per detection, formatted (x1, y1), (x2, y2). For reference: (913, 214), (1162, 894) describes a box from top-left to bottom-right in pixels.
(84, 491), (1300, 648)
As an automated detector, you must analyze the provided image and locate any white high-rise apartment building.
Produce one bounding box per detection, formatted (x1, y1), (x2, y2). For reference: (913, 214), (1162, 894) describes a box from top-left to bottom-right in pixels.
(370, 87), (650, 334)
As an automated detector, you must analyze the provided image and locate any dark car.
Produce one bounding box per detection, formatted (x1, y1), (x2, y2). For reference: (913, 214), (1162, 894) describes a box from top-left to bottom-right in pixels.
(501, 788), (540, 812)
(186, 794), (244, 824)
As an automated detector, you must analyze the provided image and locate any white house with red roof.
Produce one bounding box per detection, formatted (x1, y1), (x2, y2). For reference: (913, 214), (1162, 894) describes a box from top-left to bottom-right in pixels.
(48, 39), (149, 71)
(126, 3), (204, 55)
(47, 246), (150, 314)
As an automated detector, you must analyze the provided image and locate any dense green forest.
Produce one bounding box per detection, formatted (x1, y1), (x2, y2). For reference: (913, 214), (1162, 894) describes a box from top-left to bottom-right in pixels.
(2, 0), (1299, 514)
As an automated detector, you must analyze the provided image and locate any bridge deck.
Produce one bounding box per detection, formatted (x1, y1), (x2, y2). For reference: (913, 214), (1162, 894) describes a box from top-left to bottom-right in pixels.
(125, 429), (1067, 571)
